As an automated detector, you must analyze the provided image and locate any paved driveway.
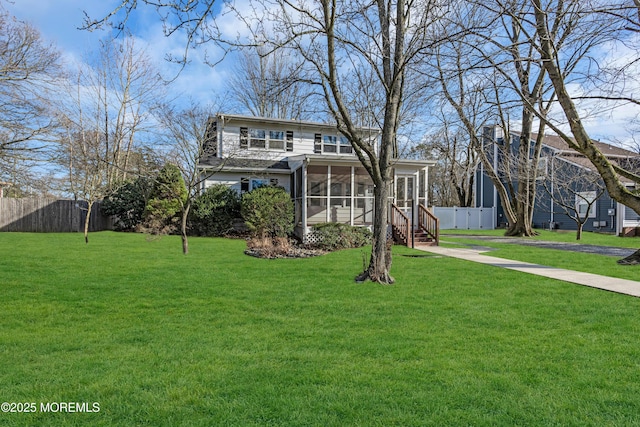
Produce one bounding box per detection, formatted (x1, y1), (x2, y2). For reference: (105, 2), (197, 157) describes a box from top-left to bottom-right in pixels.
(440, 234), (637, 258)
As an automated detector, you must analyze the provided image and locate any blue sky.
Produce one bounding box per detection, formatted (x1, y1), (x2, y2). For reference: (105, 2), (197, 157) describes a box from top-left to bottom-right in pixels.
(3, 0), (640, 149)
(3, 0), (232, 106)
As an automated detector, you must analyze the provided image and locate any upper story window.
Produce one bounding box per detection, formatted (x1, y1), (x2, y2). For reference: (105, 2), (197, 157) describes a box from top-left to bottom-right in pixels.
(250, 129), (266, 148)
(315, 134), (353, 154)
(241, 127), (292, 151)
(269, 131), (285, 150)
(323, 135), (338, 153)
(339, 136), (353, 154)
(203, 119), (218, 157)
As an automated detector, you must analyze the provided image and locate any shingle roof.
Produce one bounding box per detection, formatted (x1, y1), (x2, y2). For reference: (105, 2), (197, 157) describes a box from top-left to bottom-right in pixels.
(552, 151), (638, 185)
(198, 157), (291, 171)
(531, 132), (638, 158)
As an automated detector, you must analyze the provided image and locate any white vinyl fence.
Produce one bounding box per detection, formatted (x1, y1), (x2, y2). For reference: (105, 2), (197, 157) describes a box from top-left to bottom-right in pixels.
(432, 207), (495, 230)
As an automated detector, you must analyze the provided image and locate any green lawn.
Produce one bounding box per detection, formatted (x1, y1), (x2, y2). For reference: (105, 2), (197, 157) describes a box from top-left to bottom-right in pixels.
(2, 232), (640, 426)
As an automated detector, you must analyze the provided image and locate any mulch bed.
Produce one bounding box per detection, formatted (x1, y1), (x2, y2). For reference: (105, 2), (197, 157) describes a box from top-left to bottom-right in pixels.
(244, 246), (326, 259)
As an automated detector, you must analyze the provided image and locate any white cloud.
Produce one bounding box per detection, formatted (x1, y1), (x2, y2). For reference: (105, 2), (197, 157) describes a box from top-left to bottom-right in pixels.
(3, 0), (236, 107)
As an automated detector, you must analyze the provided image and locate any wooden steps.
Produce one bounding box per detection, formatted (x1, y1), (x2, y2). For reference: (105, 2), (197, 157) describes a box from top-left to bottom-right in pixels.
(413, 229), (437, 246)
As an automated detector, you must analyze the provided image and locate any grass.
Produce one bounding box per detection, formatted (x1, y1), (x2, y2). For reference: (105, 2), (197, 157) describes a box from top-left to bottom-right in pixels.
(1, 232), (640, 426)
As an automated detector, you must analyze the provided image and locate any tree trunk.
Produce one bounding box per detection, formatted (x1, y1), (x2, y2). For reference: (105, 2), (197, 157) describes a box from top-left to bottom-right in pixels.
(181, 227), (189, 255)
(181, 202), (191, 255)
(531, 2), (640, 266)
(618, 249), (640, 265)
(84, 200), (93, 244)
(356, 183), (394, 285)
(505, 197), (536, 236)
(576, 223), (583, 241)
(503, 113), (538, 238)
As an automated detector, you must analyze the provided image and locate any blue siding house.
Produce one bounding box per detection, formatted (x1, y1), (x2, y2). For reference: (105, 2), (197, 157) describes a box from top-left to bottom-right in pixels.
(475, 128), (640, 235)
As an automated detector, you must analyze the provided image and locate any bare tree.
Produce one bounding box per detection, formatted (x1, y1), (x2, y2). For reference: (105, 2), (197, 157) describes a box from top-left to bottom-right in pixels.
(412, 120), (479, 207)
(155, 100), (248, 254)
(58, 120), (109, 244)
(156, 103), (213, 254)
(429, 0), (564, 237)
(539, 156), (606, 240)
(86, 38), (165, 190)
(228, 46), (314, 120)
(55, 37), (164, 242)
(527, 0), (640, 263)
(243, 0), (447, 284)
(0, 9), (61, 180)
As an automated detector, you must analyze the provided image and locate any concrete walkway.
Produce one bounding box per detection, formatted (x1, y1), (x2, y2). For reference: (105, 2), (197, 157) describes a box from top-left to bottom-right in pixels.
(418, 245), (640, 298)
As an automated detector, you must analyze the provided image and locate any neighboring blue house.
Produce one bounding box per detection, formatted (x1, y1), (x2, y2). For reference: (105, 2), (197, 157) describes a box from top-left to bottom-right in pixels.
(475, 128), (640, 235)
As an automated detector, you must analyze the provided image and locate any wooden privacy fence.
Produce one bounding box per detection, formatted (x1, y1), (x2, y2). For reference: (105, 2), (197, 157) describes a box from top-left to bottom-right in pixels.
(0, 198), (112, 232)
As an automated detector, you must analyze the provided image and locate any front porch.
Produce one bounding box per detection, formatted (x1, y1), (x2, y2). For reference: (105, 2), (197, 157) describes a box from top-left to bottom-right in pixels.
(288, 155), (438, 246)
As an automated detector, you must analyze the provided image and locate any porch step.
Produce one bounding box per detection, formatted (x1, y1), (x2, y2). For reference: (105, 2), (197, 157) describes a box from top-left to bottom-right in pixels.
(412, 231), (438, 246)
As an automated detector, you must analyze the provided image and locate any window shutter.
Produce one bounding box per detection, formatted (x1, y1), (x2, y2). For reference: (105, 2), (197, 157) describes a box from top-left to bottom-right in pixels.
(241, 177), (249, 192)
(203, 119), (218, 157)
(240, 127), (249, 149)
(286, 130), (294, 152)
(314, 133), (322, 154)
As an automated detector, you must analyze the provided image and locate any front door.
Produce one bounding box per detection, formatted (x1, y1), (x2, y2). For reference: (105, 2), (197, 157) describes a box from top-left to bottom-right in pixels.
(396, 175), (416, 211)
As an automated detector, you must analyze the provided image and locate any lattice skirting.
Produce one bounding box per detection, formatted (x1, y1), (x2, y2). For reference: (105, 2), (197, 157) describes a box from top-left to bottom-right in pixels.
(300, 225), (390, 244)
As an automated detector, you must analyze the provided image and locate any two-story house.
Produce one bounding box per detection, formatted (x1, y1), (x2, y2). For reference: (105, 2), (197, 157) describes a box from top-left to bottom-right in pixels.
(197, 114), (437, 243)
(475, 128), (640, 235)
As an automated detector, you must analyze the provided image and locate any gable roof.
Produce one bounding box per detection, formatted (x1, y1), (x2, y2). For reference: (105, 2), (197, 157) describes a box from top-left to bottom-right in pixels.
(526, 133), (639, 185)
(531, 132), (638, 158)
(214, 113), (381, 134)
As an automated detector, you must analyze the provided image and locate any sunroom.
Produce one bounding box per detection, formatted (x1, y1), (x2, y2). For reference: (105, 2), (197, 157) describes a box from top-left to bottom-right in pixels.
(287, 154), (434, 241)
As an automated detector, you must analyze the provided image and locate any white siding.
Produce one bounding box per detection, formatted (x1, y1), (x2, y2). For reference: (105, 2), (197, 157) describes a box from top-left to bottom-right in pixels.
(217, 118), (362, 159)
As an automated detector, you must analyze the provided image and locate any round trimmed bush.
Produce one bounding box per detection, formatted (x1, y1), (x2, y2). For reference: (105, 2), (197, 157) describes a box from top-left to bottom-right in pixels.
(241, 186), (294, 238)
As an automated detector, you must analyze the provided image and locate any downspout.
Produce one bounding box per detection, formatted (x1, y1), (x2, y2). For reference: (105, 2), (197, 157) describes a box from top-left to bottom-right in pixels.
(219, 115), (224, 158)
(480, 155), (484, 208)
(216, 114), (225, 159)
